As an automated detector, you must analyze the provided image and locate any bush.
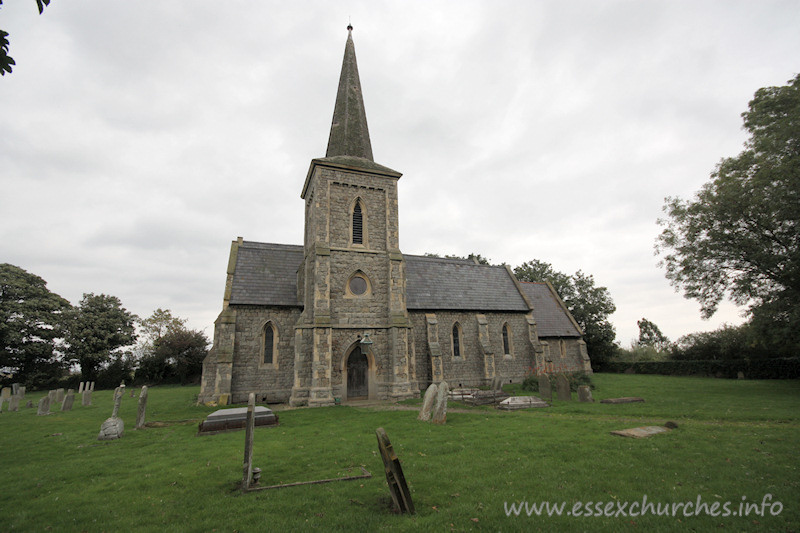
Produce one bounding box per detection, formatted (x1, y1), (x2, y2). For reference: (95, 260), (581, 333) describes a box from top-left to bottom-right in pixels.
(601, 358), (800, 379)
(522, 371), (595, 392)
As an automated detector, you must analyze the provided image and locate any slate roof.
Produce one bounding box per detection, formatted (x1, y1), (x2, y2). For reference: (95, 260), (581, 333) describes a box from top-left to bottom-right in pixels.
(519, 282), (582, 337)
(226, 241), (582, 338)
(404, 255), (528, 311)
(228, 242), (303, 307)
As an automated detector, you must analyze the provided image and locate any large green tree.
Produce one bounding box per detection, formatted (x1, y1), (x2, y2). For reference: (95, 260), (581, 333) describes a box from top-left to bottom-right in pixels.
(513, 260), (617, 367)
(656, 74), (800, 353)
(637, 318), (670, 352)
(0, 264), (70, 385)
(65, 293), (137, 381)
(0, 0), (50, 75)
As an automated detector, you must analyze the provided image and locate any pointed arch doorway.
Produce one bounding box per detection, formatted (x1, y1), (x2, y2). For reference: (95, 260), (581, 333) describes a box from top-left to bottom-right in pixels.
(346, 346), (369, 400)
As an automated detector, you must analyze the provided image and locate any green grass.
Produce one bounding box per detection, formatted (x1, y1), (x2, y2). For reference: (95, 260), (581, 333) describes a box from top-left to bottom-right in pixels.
(1, 375), (798, 531)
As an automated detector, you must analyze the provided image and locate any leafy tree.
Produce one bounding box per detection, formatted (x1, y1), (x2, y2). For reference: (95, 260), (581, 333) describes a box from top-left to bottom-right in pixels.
(154, 329), (209, 385)
(64, 293), (137, 381)
(0, 0), (51, 75)
(0, 264), (70, 386)
(514, 260), (617, 368)
(656, 74), (800, 335)
(637, 318), (670, 351)
(135, 308), (187, 360)
(423, 252), (493, 265)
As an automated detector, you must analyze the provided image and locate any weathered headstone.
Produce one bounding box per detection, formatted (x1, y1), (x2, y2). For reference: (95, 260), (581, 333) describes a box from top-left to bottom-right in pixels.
(82, 390), (92, 406)
(431, 381), (449, 425)
(48, 390), (57, 404)
(25, 400), (33, 408)
(497, 396), (550, 410)
(9, 395), (20, 412)
(56, 388), (65, 403)
(61, 390), (75, 411)
(1, 387), (11, 399)
(78, 382), (85, 394)
(376, 427), (415, 514)
(89, 382), (95, 392)
(11, 383), (21, 396)
(37, 396), (50, 416)
(577, 385), (593, 403)
(136, 386), (148, 429)
(538, 375), (552, 400)
(417, 383), (439, 421)
(491, 376), (503, 391)
(737, 371), (745, 380)
(242, 393), (256, 491)
(18, 385), (26, 398)
(97, 388), (124, 440)
(556, 375), (571, 401)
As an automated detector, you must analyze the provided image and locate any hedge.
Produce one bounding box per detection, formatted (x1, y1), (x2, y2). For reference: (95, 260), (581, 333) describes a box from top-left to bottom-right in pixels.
(601, 358), (800, 379)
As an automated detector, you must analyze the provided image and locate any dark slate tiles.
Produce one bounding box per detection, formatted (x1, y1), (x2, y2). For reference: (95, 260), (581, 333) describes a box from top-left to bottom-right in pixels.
(228, 242), (303, 307)
(519, 282), (582, 337)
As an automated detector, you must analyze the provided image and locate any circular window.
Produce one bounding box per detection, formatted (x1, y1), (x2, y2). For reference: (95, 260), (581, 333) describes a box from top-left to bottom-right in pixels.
(349, 276), (368, 295)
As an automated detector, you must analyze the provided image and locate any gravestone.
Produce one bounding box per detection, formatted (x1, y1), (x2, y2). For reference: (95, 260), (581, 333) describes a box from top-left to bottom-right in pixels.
(56, 388), (65, 403)
(11, 383), (21, 396)
(61, 390), (75, 411)
(737, 371), (745, 380)
(1, 387), (11, 400)
(89, 382), (95, 392)
(497, 396), (550, 410)
(37, 396), (50, 416)
(417, 383), (439, 421)
(78, 382), (85, 394)
(136, 386), (148, 429)
(431, 381), (449, 425)
(600, 397), (645, 404)
(9, 395), (20, 412)
(26, 400), (33, 408)
(242, 393), (256, 491)
(48, 390), (57, 404)
(611, 426), (671, 439)
(198, 406), (278, 435)
(18, 386), (26, 398)
(82, 390), (92, 406)
(97, 388), (124, 440)
(538, 375), (552, 400)
(577, 385), (593, 403)
(491, 376), (503, 391)
(376, 427), (415, 514)
(556, 375), (571, 401)
(0, 397), (4, 413)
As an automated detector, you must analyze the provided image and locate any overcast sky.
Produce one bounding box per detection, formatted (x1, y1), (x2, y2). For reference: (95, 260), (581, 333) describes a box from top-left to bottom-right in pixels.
(2, 1), (798, 346)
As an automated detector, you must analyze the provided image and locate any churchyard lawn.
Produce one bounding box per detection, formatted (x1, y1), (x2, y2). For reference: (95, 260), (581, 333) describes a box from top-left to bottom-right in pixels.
(0, 374), (797, 531)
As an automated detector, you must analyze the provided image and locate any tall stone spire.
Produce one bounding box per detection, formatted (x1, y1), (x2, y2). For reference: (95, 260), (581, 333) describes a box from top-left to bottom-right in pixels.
(325, 25), (374, 161)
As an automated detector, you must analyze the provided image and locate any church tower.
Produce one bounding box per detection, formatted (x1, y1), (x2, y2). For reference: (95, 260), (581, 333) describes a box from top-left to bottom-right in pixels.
(288, 26), (417, 406)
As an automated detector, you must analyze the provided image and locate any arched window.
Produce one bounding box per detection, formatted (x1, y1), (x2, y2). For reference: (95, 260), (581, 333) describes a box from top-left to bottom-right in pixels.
(352, 200), (363, 245)
(452, 323), (462, 359)
(502, 323), (512, 356)
(262, 322), (277, 365)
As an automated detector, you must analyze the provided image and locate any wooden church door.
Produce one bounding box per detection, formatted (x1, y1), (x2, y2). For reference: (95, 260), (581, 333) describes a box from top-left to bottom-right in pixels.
(347, 347), (368, 399)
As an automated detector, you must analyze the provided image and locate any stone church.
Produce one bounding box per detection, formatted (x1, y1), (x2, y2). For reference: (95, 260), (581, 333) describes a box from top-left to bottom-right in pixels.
(199, 27), (591, 407)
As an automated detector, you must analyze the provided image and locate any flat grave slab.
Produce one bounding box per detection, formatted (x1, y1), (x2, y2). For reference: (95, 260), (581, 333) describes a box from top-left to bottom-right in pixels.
(198, 406), (278, 435)
(600, 397), (645, 404)
(497, 396), (550, 410)
(610, 426), (670, 439)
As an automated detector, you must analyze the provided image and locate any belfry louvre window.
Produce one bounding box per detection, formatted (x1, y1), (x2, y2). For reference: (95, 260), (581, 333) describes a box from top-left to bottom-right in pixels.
(352, 202), (363, 244)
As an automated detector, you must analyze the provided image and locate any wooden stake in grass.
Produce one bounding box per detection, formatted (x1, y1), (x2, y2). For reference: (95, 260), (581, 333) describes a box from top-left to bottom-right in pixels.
(376, 427), (415, 514)
(242, 393), (255, 491)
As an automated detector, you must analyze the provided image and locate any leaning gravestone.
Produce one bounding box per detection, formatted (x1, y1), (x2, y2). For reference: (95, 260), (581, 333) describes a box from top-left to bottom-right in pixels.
(431, 381), (449, 425)
(491, 376), (503, 391)
(136, 386), (148, 429)
(78, 382), (85, 394)
(417, 383), (439, 421)
(82, 390), (92, 406)
(56, 388), (65, 403)
(97, 388), (124, 440)
(37, 396), (51, 416)
(538, 375), (552, 400)
(578, 385), (593, 403)
(9, 395), (20, 412)
(61, 390), (75, 411)
(48, 390), (57, 404)
(376, 427), (415, 514)
(556, 375), (571, 401)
